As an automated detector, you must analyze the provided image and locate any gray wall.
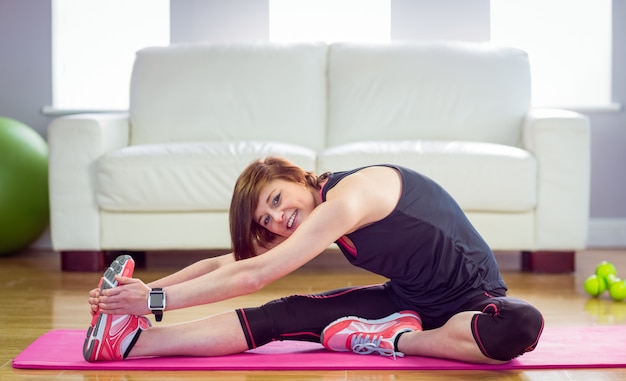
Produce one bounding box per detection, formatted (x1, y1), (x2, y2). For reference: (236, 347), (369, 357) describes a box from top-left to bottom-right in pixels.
(171, 0), (268, 43)
(1, 0), (625, 246)
(0, 0), (53, 139)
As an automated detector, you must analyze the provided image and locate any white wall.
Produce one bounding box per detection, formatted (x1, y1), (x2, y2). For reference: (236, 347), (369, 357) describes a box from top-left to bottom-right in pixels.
(1, 0), (625, 247)
(391, 0), (490, 41)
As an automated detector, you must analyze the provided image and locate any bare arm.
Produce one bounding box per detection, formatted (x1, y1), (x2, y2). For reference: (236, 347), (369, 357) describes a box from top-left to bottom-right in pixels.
(89, 252), (235, 315)
(98, 199), (361, 316)
(162, 197), (362, 309)
(99, 167), (401, 315)
(147, 252), (236, 288)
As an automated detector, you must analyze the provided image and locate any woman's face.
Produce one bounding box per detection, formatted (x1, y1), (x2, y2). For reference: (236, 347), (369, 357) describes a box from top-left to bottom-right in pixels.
(254, 178), (317, 237)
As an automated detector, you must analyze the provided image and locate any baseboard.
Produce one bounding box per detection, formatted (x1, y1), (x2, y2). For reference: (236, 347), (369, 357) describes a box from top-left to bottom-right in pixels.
(587, 218), (626, 248)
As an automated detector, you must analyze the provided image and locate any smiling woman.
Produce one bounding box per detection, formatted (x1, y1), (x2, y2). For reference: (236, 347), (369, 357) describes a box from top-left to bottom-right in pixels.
(229, 157), (325, 260)
(85, 156), (543, 365)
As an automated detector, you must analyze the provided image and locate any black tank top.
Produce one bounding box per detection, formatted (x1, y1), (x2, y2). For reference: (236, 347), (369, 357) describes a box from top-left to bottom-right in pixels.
(321, 165), (507, 319)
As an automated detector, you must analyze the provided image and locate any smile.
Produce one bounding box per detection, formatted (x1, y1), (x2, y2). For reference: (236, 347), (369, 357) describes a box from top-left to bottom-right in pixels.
(287, 210), (298, 229)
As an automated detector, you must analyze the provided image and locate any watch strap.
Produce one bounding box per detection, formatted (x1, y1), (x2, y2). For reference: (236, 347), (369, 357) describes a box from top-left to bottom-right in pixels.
(153, 310), (163, 322)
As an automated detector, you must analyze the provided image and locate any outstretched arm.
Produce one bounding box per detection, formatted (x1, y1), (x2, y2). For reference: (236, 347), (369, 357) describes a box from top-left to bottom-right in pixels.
(97, 166), (401, 316)
(96, 200), (353, 316)
(147, 252), (236, 288)
(89, 252), (235, 315)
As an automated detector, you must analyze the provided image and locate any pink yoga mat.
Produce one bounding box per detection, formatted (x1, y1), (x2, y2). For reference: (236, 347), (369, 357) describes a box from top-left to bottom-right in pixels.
(12, 325), (626, 371)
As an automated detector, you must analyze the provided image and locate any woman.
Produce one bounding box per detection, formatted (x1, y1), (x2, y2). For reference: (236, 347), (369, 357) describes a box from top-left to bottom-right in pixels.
(86, 157), (543, 363)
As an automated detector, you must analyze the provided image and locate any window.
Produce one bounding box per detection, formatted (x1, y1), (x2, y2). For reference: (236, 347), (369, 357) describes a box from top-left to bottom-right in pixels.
(490, 0), (613, 109)
(50, 0), (169, 112)
(269, 0), (390, 43)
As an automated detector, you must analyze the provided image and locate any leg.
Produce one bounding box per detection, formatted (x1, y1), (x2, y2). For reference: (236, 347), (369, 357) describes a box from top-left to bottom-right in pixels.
(128, 311), (249, 358)
(398, 297), (544, 363)
(238, 284), (400, 348)
(128, 284), (399, 358)
(397, 311), (502, 364)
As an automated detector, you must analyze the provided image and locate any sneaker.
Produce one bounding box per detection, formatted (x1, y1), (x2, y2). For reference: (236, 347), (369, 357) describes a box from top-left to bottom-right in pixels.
(101, 254), (136, 290)
(84, 254), (142, 362)
(88, 255), (135, 327)
(83, 313), (151, 361)
(321, 310), (422, 359)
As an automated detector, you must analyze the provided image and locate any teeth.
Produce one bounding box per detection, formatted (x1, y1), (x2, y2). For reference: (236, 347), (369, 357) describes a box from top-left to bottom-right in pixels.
(287, 210), (297, 228)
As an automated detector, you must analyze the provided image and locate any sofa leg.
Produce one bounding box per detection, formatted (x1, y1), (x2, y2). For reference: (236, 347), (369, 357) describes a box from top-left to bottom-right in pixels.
(60, 251), (108, 272)
(60, 250), (147, 272)
(104, 250), (147, 270)
(521, 251), (575, 273)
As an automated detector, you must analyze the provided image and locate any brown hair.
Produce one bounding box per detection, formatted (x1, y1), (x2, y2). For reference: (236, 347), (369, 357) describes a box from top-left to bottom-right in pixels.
(229, 157), (325, 260)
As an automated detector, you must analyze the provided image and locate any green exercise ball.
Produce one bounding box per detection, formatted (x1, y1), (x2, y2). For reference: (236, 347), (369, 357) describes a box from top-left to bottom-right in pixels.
(0, 117), (49, 255)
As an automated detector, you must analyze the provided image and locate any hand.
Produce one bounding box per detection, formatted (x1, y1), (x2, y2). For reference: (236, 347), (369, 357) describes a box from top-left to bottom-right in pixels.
(88, 287), (100, 316)
(98, 276), (152, 316)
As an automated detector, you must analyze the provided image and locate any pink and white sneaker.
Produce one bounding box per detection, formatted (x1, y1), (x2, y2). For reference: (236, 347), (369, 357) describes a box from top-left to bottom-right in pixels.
(83, 314), (151, 361)
(321, 310), (422, 359)
(83, 254), (149, 362)
(87, 254), (136, 329)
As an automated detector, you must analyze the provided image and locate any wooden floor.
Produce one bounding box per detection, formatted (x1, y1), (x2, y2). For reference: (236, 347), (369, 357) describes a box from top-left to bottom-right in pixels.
(1, 248), (626, 380)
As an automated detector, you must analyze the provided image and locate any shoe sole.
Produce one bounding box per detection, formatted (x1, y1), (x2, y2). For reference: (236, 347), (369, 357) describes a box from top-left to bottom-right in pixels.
(91, 255), (135, 318)
(83, 255), (135, 362)
(83, 311), (109, 361)
(102, 254), (136, 290)
(320, 310), (422, 350)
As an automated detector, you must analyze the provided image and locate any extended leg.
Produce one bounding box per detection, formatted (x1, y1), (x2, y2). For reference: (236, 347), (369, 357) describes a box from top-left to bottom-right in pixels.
(128, 310), (248, 358)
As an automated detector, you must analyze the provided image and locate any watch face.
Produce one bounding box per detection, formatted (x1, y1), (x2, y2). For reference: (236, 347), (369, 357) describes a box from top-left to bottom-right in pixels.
(149, 293), (164, 309)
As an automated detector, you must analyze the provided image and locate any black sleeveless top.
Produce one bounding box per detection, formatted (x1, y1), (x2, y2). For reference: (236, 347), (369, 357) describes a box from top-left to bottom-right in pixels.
(320, 165), (507, 319)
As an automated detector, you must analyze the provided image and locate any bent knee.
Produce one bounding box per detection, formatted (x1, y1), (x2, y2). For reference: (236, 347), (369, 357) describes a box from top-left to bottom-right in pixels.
(471, 298), (544, 361)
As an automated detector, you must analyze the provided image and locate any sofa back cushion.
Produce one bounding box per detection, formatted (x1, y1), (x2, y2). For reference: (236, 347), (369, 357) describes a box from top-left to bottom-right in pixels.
(129, 42), (328, 150)
(327, 42), (531, 148)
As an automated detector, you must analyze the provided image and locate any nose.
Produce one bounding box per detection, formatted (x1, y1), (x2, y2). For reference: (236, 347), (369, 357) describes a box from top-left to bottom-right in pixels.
(270, 209), (284, 223)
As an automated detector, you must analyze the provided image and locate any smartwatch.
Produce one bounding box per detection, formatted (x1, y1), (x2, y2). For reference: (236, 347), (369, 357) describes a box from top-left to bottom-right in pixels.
(148, 288), (166, 322)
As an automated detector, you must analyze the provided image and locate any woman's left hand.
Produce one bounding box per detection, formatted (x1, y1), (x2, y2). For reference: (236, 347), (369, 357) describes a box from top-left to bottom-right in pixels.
(98, 276), (152, 316)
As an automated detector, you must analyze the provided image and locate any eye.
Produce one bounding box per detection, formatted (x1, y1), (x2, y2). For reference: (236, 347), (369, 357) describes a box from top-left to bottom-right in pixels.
(263, 216), (270, 226)
(272, 193), (280, 207)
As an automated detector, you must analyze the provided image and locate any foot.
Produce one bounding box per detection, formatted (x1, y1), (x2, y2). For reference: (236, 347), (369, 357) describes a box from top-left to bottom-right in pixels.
(321, 310), (422, 359)
(83, 313), (151, 361)
(101, 254), (136, 291)
(88, 255), (135, 326)
(84, 254), (145, 362)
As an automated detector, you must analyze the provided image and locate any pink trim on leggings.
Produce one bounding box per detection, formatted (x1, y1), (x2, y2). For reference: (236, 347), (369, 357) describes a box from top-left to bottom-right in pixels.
(237, 309), (256, 349)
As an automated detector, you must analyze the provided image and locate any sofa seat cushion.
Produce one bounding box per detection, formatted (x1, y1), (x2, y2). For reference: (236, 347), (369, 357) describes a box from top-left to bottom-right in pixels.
(96, 141), (317, 212)
(317, 140), (536, 212)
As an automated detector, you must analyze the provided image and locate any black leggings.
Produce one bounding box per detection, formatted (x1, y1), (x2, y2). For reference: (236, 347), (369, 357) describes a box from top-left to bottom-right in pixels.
(236, 284), (543, 361)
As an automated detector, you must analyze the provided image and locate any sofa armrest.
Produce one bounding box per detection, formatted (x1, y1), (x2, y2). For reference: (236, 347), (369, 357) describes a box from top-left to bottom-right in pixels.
(48, 113), (130, 250)
(522, 108), (591, 249)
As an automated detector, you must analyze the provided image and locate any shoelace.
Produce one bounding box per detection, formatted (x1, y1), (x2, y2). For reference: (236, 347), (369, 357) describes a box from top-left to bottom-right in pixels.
(350, 333), (404, 360)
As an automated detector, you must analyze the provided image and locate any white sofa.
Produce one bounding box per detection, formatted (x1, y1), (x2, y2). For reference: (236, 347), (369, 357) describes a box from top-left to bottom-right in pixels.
(48, 41), (590, 271)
